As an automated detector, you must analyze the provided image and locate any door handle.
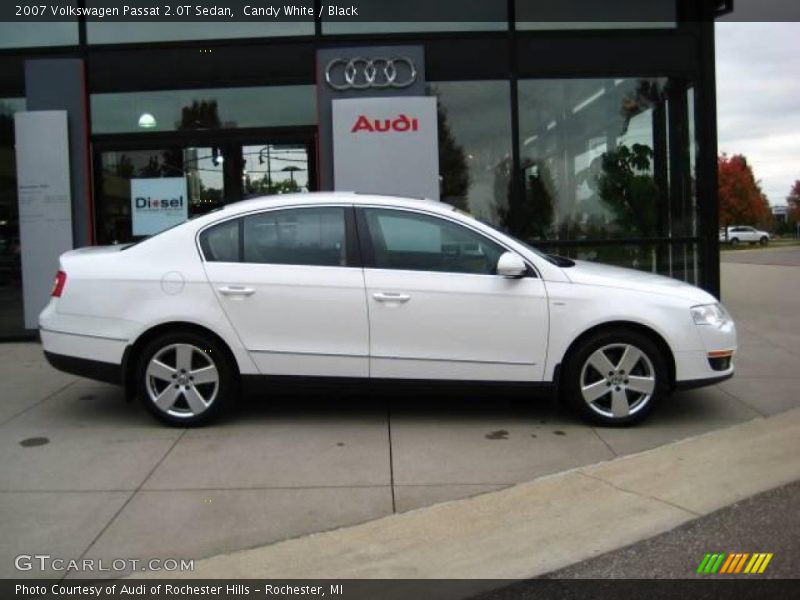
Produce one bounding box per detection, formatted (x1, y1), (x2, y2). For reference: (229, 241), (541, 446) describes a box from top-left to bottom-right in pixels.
(373, 292), (411, 303)
(218, 285), (255, 297)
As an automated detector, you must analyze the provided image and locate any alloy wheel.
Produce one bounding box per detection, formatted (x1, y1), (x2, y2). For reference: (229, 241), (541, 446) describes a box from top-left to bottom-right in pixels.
(579, 343), (656, 419)
(145, 343), (219, 418)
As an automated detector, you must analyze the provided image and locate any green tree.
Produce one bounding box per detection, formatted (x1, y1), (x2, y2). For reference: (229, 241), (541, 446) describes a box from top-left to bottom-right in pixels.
(596, 144), (659, 237)
(436, 101), (470, 210)
(496, 157), (555, 240)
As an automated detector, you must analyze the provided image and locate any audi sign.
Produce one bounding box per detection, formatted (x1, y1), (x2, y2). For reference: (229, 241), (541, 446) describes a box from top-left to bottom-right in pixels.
(324, 57), (418, 91)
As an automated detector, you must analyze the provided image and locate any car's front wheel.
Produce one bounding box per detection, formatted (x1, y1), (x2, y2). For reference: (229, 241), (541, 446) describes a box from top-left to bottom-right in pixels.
(562, 329), (668, 426)
(759, 236), (769, 245)
(136, 330), (237, 426)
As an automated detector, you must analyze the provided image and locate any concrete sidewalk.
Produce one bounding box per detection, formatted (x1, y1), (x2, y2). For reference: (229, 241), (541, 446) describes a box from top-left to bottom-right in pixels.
(137, 407), (800, 579)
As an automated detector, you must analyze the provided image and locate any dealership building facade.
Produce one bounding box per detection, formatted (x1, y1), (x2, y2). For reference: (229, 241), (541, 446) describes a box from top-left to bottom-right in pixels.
(0, 1), (729, 339)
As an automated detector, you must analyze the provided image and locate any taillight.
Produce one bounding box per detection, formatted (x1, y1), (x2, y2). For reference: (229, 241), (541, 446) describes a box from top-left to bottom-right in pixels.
(51, 271), (67, 297)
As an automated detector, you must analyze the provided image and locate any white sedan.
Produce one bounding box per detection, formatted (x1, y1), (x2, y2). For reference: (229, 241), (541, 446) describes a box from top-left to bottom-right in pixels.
(40, 193), (736, 426)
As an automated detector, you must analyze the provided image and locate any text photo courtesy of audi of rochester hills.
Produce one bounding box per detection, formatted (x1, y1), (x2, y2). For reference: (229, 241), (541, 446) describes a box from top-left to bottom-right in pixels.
(1, 1), (800, 599)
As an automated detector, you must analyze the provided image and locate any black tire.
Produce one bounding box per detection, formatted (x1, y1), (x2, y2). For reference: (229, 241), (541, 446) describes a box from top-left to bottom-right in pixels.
(136, 330), (238, 426)
(759, 236), (769, 246)
(562, 329), (669, 427)
(730, 237), (740, 246)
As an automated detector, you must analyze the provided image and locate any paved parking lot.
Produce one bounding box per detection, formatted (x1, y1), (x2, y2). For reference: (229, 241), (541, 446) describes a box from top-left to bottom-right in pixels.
(1, 248), (799, 579)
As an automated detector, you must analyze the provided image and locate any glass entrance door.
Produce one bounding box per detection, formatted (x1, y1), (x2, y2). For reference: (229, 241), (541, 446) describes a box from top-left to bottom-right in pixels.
(94, 135), (315, 245)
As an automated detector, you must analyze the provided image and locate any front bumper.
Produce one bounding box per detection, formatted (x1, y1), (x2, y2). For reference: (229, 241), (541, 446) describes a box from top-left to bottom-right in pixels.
(674, 317), (737, 388)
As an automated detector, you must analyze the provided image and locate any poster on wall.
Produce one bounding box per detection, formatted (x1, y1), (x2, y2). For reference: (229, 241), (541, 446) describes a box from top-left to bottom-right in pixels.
(15, 110), (74, 329)
(131, 177), (189, 236)
(332, 96), (440, 201)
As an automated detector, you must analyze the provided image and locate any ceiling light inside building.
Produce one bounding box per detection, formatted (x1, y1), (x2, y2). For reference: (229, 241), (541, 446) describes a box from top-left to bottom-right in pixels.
(137, 113), (157, 129)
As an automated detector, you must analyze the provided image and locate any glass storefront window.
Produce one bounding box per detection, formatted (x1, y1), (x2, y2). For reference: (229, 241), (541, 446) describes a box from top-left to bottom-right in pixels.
(519, 78), (659, 240)
(87, 22), (313, 44)
(91, 85), (316, 134)
(0, 98), (26, 338)
(0, 22), (78, 48)
(515, 0), (676, 30)
(242, 145), (310, 196)
(97, 147), (225, 245)
(517, 77), (697, 281)
(428, 81), (513, 224)
(96, 142), (312, 245)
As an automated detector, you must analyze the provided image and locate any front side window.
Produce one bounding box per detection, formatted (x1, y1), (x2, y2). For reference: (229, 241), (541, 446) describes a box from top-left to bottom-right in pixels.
(362, 209), (505, 275)
(242, 207), (346, 267)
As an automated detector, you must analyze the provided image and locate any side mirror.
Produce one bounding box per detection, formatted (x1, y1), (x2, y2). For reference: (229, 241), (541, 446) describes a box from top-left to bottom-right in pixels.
(496, 252), (527, 278)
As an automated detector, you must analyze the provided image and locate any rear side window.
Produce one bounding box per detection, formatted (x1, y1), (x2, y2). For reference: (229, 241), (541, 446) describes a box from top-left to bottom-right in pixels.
(199, 219), (240, 262)
(242, 207), (346, 267)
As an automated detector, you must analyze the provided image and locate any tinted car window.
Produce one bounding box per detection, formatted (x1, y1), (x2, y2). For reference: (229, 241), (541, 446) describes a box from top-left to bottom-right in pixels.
(363, 208), (505, 274)
(199, 218), (240, 262)
(243, 207), (346, 267)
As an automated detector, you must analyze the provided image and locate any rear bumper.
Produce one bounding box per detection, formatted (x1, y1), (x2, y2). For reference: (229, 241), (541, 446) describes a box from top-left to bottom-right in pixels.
(44, 351), (122, 385)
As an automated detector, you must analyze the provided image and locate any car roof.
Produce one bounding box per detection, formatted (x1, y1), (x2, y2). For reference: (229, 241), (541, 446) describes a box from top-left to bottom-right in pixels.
(217, 191), (456, 217)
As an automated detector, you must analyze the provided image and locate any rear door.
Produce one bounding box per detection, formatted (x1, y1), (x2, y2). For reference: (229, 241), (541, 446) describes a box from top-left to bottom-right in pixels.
(201, 205), (369, 377)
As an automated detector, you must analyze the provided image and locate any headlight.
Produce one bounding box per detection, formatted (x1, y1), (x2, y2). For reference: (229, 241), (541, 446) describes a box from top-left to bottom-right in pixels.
(691, 303), (730, 326)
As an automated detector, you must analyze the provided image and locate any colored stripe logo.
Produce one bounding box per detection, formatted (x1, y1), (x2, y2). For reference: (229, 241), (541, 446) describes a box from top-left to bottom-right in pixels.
(697, 552), (773, 574)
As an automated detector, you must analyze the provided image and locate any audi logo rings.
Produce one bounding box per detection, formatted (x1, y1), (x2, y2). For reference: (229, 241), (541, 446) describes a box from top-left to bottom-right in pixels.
(324, 57), (418, 91)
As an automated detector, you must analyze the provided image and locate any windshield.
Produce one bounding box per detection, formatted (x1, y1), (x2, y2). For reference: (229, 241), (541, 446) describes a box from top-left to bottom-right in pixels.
(465, 214), (564, 266)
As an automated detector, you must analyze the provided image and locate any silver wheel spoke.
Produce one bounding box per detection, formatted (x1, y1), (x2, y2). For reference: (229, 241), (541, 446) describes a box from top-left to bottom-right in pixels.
(190, 365), (218, 385)
(616, 345), (643, 374)
(146, 343), (219, 418)
(154, 385), (181, 412)
(611, 388), (630, 418)
(588, 349), (616, 376)
(183, 386), (208, 415)
(627, 375), (655, 395)
(175, 344), (194, 373)
(582, 380), (610, 404)
(146, 359), (175, 382)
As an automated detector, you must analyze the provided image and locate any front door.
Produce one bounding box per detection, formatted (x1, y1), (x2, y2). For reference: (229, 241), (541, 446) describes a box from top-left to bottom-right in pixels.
(357, 207), (549, 382)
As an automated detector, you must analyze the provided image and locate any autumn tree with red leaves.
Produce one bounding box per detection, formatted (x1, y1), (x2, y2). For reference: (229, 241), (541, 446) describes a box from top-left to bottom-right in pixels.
(718, 154), (771, 228)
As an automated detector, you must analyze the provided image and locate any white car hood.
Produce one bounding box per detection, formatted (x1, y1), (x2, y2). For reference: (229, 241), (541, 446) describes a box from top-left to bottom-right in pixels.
(563, 260), (717, 303)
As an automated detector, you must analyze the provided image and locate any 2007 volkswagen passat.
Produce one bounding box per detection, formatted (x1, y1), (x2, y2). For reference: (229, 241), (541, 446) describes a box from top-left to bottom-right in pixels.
(40, 193), (736, 426)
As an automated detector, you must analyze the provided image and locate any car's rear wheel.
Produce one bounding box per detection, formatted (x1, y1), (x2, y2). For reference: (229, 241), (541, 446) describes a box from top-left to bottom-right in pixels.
(730, 237), (740, 246)
(136, 330), (237, 426)
(562, 329), (668, 426)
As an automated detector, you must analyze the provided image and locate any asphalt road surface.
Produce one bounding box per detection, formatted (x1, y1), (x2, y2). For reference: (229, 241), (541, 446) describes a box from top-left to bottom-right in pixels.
(721, 245), (800, 266)
(475, 481), (799, 600)
(538, 480), (800, 580)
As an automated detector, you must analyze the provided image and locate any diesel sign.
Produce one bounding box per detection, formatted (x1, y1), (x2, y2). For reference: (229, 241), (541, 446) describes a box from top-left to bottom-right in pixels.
(130, 178), (189, 236)
(135, 196), (185, 209)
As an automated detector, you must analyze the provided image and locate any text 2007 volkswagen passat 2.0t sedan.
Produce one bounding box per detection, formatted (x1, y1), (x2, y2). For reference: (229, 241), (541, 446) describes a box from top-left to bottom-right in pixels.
(40, 193), (736, 426)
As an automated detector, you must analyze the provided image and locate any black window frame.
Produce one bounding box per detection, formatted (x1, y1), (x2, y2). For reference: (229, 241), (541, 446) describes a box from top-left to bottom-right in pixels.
(354, 206), (532, 277)
(198, 205), (362, 268)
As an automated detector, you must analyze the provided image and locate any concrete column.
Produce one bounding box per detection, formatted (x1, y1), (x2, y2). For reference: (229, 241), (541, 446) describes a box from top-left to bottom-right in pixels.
(25, 58), (93, 247)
